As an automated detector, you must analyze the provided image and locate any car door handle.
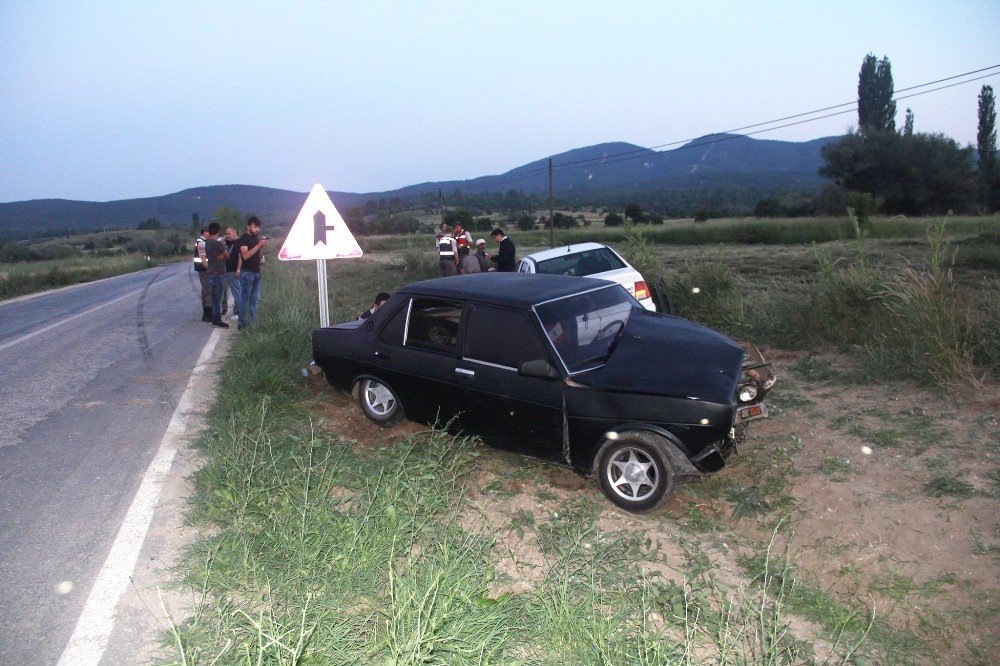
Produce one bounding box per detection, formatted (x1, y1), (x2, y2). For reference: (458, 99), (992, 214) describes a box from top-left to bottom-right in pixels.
(455, 368), (475, 379)
(374, 351), (390, 360)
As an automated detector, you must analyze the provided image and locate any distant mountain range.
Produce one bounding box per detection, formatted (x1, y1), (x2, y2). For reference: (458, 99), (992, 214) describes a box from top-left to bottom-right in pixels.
(0, 133), (838, 234)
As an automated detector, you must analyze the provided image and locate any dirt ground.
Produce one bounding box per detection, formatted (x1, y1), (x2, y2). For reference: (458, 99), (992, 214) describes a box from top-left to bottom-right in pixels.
(311, 349), (999, 664)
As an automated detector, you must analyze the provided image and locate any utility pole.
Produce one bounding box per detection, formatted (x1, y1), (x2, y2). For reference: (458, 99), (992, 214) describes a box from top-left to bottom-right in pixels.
(548, 158), (554, 248)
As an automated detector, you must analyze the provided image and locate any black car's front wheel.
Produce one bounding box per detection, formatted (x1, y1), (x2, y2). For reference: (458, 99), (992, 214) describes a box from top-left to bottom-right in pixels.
(596, 432), (678, 512)
(356, 378), (404, 426)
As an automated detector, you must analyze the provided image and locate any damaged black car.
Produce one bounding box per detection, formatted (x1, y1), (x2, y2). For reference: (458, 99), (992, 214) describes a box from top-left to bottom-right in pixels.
(312, 273), (774, 512)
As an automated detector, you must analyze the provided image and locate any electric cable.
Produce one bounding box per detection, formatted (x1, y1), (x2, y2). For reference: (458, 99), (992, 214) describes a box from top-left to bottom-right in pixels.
(458, 65), (1000, 193)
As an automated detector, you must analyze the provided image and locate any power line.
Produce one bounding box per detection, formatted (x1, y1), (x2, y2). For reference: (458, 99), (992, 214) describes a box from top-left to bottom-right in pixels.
(462, 65), (1000, 193)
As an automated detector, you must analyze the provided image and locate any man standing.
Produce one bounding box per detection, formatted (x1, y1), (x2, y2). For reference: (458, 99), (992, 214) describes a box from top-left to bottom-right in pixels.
(458, 246), (480, 274)
(237, 216), (268, 330)
(436, 224), (458, 277)
(205, 222), (230, 328)
(489, 227), (516, 272)
(223, 227), (241, 321)
(474, 239), (489, 272)
(193, 227), (211, 321)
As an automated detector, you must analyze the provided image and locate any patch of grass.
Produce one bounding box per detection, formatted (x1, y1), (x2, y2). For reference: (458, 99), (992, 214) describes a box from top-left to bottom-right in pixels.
(924, 455), (949, 470)
(739, 541), (927, 662)
(766, 390), (815, 412)
(509, 508), (535, 539)
(791, 355), (842, 381)
(848, 424), (904, 448)
(724, 484), (775, 519)
(818, 456), (852, 481)
(924, 475), (975, 498)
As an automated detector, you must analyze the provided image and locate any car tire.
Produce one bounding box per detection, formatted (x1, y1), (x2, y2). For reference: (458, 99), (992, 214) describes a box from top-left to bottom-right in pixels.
(356, 377), (404, 426)
(595, 432), (678, 512)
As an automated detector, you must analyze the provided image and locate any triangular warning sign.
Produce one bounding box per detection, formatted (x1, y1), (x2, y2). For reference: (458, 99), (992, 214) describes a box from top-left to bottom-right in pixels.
(278, 183), (363, 261)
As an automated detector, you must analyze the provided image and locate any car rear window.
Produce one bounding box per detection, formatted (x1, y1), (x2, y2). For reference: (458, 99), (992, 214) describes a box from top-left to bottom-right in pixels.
(405, 298), (463, 354)
(534, 247), (625, 277)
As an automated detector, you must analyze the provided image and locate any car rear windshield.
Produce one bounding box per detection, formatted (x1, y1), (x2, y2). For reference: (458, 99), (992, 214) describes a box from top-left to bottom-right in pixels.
(535, 286), (636, 373)
(534, 247), (626, 277)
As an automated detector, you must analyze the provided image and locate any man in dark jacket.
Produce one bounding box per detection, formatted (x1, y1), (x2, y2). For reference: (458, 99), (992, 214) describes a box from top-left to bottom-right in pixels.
(489, 228), (515, 272)
(205, 222), (230, 328)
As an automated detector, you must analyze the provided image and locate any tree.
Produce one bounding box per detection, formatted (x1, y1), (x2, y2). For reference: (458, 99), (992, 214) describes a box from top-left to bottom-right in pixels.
(137, 217), (161, 230)
(604, 212), (623, 227)
(858, 54), (896, 135)
(211, 206), (244, 231)
(443, 209), (475, 230)
(820, 130), (976, 215)
(754, 198), (784, 217)
(978, 85), (997, 212)
(903, 108), (914, 137)
(623, 203), (645, 223)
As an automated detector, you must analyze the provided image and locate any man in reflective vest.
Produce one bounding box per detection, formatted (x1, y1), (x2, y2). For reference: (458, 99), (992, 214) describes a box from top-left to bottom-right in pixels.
(193, 227), (212, 321)
(436, 224), (458, 276)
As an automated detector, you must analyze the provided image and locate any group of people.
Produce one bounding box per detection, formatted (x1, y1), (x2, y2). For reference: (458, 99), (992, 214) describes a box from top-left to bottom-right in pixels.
(193, 216), (268, 330)
(435, 223), (515, 276)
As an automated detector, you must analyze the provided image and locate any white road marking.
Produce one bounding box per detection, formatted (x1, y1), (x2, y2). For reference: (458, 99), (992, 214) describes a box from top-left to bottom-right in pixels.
(0, 270), (184, 353)
(56, 326), (224, 666)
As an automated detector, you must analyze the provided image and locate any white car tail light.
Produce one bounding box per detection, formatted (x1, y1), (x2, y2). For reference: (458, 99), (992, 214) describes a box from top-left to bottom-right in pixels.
(634, 280), (649, 301)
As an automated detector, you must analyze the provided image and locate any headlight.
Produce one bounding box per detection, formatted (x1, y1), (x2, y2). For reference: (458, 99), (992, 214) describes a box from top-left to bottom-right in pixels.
(738, 384), (759, 403)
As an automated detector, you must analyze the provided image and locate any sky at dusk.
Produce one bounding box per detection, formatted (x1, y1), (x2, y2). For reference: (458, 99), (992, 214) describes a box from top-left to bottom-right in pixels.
(2, 1), (998, 203)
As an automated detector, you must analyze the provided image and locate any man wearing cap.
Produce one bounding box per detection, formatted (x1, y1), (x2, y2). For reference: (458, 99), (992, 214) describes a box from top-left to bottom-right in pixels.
(474, 239), (489, 272)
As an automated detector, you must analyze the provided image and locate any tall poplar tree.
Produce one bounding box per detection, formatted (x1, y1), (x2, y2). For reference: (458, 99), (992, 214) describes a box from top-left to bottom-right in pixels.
(978, 85), (997, 212)
(857, 54), (896, 135)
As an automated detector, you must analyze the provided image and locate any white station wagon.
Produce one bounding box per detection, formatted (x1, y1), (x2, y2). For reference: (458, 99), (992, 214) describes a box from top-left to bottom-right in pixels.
(516, 242), (656, 311)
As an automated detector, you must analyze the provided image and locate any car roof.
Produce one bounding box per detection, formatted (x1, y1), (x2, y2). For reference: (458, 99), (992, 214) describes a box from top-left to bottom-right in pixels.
(397, 273), (617, 309)
(520, 242), (610, 263)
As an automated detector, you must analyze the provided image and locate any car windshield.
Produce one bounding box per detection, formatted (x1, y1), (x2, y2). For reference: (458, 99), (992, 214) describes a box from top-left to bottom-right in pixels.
(534, 247), (626, 277)
(535, 286), (637, 373)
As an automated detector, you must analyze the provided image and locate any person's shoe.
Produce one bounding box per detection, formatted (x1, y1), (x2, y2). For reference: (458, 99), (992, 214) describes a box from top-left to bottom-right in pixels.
(202, 307), (212, 322)
(212, 321), (230, 328)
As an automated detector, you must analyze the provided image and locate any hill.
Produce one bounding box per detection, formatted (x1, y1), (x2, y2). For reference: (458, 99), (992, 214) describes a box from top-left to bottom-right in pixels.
(0, 134), (838, 234)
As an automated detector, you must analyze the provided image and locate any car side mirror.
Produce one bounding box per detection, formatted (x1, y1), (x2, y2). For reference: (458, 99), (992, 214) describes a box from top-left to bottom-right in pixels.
(519, 359), (560, 379)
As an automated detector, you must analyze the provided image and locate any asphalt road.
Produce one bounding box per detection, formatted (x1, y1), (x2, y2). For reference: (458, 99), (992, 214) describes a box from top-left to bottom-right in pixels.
(0, 261), (219, 665)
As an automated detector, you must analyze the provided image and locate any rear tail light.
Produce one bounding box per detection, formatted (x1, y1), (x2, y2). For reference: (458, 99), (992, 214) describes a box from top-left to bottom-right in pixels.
(634, 280), (649, 301)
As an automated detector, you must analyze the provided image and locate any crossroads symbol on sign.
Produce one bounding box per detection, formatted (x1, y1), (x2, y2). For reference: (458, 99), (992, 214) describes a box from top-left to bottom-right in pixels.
(314, 211), (335, 245)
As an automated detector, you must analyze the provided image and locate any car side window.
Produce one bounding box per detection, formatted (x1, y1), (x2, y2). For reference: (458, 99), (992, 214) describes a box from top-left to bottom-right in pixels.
(464, 305), (549, 369)
(405, 298), (463, 354)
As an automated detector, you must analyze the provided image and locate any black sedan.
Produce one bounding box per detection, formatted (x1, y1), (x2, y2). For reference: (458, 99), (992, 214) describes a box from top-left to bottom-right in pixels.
(313, 273), (774, 512)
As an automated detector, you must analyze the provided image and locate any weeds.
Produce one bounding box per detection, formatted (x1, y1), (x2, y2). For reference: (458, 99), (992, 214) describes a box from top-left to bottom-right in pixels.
(924, 475), (975, 498)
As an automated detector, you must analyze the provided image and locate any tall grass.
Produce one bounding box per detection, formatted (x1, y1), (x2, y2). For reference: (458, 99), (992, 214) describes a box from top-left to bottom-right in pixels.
(668, 216), (998, 386)
(0, 254), (172, 299)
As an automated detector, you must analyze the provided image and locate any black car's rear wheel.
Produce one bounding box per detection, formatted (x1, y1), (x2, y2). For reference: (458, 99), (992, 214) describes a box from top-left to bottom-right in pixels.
(596, 432), (677, 512)
(356, 378), (404, 426)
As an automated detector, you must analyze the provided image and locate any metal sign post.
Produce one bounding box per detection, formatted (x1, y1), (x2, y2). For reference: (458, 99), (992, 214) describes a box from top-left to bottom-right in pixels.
(317, 258), (330, 328)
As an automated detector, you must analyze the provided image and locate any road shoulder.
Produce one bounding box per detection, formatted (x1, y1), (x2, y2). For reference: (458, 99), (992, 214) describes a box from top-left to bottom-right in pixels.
(95, 329), (232, 665)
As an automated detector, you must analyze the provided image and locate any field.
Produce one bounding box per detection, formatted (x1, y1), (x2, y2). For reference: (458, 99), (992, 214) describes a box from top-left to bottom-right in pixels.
(164, 216), (998, 664)
(0, 229), (189, 300)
